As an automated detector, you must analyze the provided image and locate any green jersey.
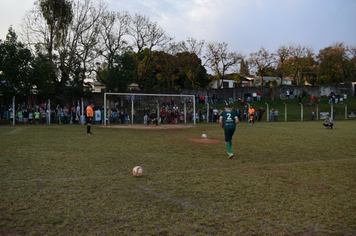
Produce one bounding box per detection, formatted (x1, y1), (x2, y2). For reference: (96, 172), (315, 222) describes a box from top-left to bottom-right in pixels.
(220, 110), (237, 129)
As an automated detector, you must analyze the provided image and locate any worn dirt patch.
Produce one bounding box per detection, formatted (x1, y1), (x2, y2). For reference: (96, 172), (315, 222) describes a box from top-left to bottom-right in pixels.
(99, 124), (195, 130)
(187, 137), (220, 143)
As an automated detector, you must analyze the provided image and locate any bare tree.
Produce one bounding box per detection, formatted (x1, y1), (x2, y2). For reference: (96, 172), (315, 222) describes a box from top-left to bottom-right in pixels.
(276, 45), (289, 86)
(248, 46), (276, 87)
(288, 43), (314, 85)
(205, 41), (242, 89)
(98, 11), (130, 70)
(177, 38), (205, 56)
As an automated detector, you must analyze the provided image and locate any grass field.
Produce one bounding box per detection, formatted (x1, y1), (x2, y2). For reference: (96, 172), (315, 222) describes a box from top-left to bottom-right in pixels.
(0, 121), (355, 235)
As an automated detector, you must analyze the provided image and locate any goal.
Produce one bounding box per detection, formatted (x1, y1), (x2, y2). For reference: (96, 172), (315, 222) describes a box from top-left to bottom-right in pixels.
(103, 93), (196, 125)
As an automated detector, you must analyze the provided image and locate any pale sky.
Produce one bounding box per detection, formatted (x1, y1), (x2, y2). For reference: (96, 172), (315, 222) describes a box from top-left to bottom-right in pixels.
(0, 0), (355, 57)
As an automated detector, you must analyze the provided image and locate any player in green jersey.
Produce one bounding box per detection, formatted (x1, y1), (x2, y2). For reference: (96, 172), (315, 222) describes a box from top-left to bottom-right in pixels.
(219, 105), (239, 159)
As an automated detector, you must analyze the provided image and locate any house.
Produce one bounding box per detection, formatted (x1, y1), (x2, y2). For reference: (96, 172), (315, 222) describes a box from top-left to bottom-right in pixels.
(88, 82), (105, 93)
(210, 79), (236, 89)
(245, 76), (293, 86)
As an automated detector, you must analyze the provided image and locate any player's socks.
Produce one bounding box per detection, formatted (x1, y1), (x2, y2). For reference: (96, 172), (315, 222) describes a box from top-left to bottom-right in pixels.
(87, 126), (89, 133)
(229, 140), (232, 147)
(225, 143), (232, 154)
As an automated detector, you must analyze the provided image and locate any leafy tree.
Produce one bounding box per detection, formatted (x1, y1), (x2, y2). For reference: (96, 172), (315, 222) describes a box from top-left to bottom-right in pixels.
(0, 27), (33, 97)
(101, 51), (137, 92)
(38, 0), (73, 61)
(0, 27), (54, 106)
(316, 43), (354, 84)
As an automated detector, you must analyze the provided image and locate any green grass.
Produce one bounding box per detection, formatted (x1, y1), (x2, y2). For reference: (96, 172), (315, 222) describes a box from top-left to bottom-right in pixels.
(0, 121), (355, 235)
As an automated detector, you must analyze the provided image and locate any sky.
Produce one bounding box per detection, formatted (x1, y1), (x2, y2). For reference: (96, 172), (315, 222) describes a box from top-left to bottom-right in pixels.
(0, 0), (355, 58)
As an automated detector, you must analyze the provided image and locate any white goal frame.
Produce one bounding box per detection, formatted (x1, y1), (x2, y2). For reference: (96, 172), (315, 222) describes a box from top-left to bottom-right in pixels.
(104, 93), (196, 125)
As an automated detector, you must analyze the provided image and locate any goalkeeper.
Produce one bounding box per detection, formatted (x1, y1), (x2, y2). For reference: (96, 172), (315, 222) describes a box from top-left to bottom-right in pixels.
(147, 110), (158, 126)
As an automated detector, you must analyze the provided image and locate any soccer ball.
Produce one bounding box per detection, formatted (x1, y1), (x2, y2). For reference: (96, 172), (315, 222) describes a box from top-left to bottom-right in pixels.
(132, 166), (143, 177)
(202, 134), (207, 139)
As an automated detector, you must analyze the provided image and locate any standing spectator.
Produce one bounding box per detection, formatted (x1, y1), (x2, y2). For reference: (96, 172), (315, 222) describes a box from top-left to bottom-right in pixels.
(213, 107), (218, 122)
(56, 105), (62, 124)
(269, 109), (274, 122)
(257, 91), (261, 101)
(95, 108), (101, 124)
(41, 109), (47, 124)
(198, 108), (202, 123)
(35, 102), (40, 111)
(63, 106), (69, 124)
(9, 107), (14, 125)
(243, 106), (247, 122)
(258, 107), (265, 122)
(28, 109), (34, 125)
(34, 109), (40, 124)
(143, 108), (148, 124)
(311, 111), (315, 121)
(286, 89), (290, 99)
(124, 109), (129, 124)
(290, 90), (294, 100)
(310, 95), (315, 105)
(236, 108), (240, 122)
(160, 107), (166, 123)
(209, 106), (213, 122)
(71, 106), (76, 124)
(252, 92), (257, 102)
(76, 104), (81, 124)
(18, 107), (23, 124)
(23, 108), (29, 125)
(274, 109), (278, 121)
(137, 108), (143, 124)
(328, 93), (332, 104)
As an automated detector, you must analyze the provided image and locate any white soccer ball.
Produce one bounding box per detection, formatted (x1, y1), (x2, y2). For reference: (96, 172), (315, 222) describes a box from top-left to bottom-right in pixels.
(202, 134), (207, 139)
(132, 166), (143, 177)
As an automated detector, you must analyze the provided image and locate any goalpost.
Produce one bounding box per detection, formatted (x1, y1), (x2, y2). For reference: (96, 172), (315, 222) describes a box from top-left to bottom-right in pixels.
(103, 93), (196, 125)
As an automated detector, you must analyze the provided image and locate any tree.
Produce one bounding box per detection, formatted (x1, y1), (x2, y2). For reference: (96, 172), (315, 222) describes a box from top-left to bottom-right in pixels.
(128, 13), (173, 88)
(99, 10), (130, 70)
(101, 51), (137, 92)
(0, 27), (52, 106)
(248, 46), (275, 86)
(0, 27), (33, 97)
(288, 44), (314, 85)
(38, 0), (73, 61)
(205, 42), (242, 89)
(276, 45), (289, 85)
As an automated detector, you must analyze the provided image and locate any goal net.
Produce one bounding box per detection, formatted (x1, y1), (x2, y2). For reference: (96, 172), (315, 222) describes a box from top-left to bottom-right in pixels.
(103, 93), (196, 125)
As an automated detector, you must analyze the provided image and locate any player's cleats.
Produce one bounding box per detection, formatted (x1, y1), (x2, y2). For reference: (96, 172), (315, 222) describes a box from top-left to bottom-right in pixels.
(228, 153), (234, 159)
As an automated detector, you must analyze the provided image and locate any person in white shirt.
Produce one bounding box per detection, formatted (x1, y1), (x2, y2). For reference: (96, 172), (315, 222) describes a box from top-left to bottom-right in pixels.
(213, 107), (218, 122)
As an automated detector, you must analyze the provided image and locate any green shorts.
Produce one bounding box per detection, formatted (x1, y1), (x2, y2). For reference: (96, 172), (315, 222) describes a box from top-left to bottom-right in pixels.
(224, 128), (235, 142)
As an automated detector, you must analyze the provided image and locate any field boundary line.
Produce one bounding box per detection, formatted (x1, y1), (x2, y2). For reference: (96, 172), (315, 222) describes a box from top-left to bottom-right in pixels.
(2, 158), (355, 183)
